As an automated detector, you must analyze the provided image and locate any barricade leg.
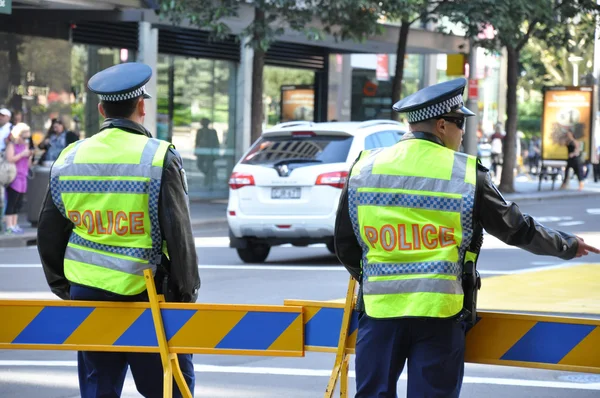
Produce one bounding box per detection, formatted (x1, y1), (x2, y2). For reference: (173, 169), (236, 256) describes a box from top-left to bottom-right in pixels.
(340, 355), (350, 398)
(324, 276), (357, 398)
(144, 269), (193, 398)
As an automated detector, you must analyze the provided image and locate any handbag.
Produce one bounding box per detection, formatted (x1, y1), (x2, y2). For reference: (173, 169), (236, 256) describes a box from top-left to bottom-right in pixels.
(0, 151), (17, 186)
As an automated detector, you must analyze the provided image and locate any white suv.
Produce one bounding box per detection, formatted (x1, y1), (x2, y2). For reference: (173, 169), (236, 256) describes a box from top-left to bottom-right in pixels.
(227, 120), (408, 263)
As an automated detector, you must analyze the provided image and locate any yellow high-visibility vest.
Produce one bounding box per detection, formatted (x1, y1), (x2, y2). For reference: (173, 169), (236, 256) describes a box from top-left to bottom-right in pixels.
(348, 138), (478, 318)
(50, 128), (171, 296)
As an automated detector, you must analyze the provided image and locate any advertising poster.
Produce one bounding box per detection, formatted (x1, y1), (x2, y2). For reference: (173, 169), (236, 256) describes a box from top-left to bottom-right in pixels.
(542, 86), (593, 161)
(280, 85), (314, 122)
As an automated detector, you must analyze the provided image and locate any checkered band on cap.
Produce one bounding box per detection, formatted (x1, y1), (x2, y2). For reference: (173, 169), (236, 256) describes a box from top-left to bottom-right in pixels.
(406, 94), (463, 123)
(99, 85), (147, 102)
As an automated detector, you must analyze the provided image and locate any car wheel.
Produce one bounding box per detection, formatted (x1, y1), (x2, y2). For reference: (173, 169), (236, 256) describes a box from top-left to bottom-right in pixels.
(236, 244), (270, 263)
(326, 240), (336, 255)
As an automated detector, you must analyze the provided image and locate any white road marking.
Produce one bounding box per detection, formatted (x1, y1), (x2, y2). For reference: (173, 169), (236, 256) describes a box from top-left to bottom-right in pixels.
(0, 264), (42, 268)
(0, 291), (58, 299)
(534, 216), (573, 223)
(557, 221), (585, 226)
(586, 208), (600, 215)
(530, 261), (558, 266)
(194, 236), (326, 248)
(0, 361), (599, 390)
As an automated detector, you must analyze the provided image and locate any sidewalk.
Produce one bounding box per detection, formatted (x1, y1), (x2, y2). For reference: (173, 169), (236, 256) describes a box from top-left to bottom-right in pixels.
(1, 177), (599, 248)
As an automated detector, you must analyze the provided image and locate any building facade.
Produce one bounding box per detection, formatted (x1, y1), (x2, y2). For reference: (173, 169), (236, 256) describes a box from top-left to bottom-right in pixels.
(0, 2), (472, 199)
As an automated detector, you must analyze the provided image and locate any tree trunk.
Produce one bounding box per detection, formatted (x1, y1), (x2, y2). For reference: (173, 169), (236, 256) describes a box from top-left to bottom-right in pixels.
(498, 45), (519, 193)
(391, 20), (410, 121)
(250, 7), (266, 144)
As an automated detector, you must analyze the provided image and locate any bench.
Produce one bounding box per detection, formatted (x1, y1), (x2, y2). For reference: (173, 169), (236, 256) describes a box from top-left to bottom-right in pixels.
(537, 161), (566, 191)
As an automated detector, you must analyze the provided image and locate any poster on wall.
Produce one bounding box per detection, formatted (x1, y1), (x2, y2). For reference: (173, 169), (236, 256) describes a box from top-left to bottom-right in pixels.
(542, 86), (593, 161)
(280, 85), (314, 122)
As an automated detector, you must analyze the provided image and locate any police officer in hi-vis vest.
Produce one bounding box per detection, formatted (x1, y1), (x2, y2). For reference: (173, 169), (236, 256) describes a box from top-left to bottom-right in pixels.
(334, 78), (599, 398)
(37, 63), (200, 397)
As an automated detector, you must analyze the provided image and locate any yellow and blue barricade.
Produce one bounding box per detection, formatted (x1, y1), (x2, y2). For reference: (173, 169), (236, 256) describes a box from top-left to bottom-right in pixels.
(284, 277), (600, 397)
(0, 270), (304, 398)
(0, 301), (304, 356)
(1, 273), (599, 398)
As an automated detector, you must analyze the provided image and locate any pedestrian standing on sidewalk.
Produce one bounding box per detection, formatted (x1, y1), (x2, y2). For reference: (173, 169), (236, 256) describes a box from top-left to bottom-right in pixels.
(3, 123), (32, 235)
(490, 122), (504, 181)
(560, 130), (585, 191)
(334, 78), (600, 398)
(37, 62), (200, 398)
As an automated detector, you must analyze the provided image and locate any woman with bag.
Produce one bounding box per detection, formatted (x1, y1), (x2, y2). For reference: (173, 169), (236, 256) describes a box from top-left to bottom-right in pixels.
(3, 123), (32, 234)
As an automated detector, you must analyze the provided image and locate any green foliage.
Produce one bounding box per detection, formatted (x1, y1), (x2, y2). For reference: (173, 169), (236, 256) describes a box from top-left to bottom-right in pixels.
(161, 0), (314, 51)
(517, 98), (542, 138)
(521, 13), (597, 91)
(380, 0), (435, 25)
(439, 0), (600, 191)
(160, 0), (386, 51)
(263, 66), (314, 100)
(315, 0), (383, 41)
(440, 0), (600, 53)
(519, 98), (542, 118)
(263, 66), (314, 126)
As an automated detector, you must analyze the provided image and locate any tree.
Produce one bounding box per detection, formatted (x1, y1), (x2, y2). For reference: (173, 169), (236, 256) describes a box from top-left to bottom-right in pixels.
(522, 13), (597, 91)
(441, 0), (600, 193)
(380, 1), (452, 121)
(160, 1), (315, 144)
(160, 0), (382, 144)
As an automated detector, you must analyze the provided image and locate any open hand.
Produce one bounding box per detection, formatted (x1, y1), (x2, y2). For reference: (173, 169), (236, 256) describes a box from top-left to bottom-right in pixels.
(575, 236), (600, 258)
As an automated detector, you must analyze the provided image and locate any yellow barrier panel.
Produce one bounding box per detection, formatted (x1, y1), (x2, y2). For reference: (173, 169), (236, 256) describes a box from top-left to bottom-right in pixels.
(3, 271), (599, 397)
(284, 276), (600, 397)
(0, 269), (304, 398)
(324, 277), (357, 398)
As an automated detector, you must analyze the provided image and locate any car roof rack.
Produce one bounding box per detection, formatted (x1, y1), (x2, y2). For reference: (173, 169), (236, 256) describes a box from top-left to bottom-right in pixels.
(272, 121), (314, 129)
(357, 120), (406, 129)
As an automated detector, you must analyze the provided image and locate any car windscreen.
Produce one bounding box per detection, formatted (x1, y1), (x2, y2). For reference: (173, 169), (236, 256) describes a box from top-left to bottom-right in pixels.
(241, 135), (354, 165)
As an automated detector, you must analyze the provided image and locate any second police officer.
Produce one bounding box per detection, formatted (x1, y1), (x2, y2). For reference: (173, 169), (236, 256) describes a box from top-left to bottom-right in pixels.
(38, 62), (200, 397)
(334, 78), (600, 398)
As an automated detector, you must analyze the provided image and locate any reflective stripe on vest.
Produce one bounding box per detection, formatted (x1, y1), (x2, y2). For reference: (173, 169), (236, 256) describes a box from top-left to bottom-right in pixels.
(348, 139), (477, 319)
(49, 128), (171, 296)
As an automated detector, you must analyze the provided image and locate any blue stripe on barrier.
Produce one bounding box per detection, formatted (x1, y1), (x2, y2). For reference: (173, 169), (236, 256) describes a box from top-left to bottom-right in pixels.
(349, 311), (359, 335)
(501, 322), (595, 363)
(162, 309), (196, 341)
(13, 307), (94, 345)
(306, 308), (342, 348)
(216, 312), (298, 350)
(114, 310), (158, 347)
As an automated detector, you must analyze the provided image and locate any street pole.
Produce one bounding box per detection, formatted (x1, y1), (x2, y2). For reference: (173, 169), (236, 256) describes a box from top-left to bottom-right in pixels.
(465, 39), (479, 156)
(568, 55), (584, 86)
(591, 2), (600, 165)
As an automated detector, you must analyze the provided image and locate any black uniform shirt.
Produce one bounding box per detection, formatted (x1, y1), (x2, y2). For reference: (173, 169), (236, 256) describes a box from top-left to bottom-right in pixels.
(334, 132), (579, 281)
(37, 118), (201, 302)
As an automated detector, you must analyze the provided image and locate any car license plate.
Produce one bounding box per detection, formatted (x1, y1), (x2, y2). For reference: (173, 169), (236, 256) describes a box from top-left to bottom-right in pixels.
(271, 187), (301, 199)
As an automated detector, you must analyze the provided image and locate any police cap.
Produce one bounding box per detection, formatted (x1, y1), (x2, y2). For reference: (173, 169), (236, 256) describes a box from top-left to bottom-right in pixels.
(392, 78), (475, 123)
(87, 62), (152, 102)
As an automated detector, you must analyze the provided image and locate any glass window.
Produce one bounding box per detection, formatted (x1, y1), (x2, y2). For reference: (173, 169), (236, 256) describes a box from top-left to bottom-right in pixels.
(376, 131), (401, 147)
(72, 45), (134, 138)
(157, 55), (237, 199)
(0, 33), (73, 149)
(242, 135), (353, 166)
(365, 131), (403, 150)
(264, 66), (315, 128)
(364, 134), (381, 150)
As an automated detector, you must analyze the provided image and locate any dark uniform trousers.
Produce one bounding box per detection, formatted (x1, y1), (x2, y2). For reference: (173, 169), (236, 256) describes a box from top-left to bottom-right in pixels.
(70, 284), (195, 398)
(355, 312), (466, 398)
